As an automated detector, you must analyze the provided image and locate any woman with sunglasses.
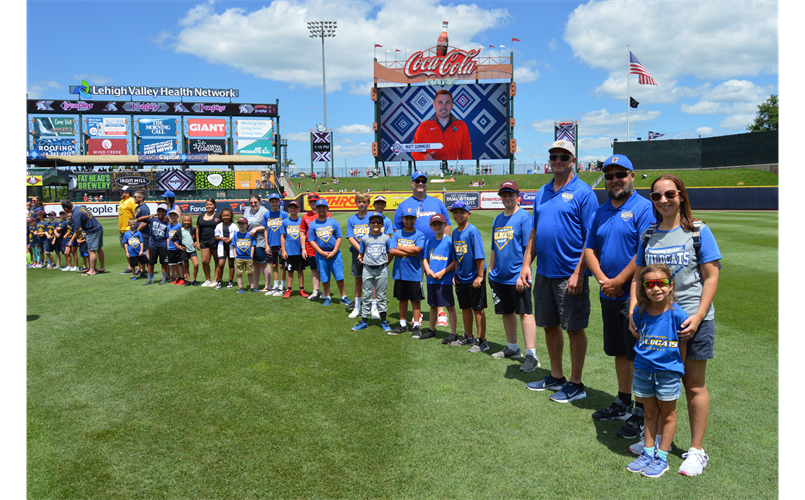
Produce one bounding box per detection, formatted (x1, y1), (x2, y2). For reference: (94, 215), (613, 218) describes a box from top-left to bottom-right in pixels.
(629, 174), (722, 477)
(242, 194), (269, 292)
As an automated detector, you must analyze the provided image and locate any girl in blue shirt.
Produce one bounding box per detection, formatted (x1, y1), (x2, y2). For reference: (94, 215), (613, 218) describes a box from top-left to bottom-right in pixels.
(626, 264), (687, 479)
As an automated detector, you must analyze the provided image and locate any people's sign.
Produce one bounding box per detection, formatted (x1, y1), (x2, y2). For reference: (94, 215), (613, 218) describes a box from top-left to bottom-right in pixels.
(32, 117), (75, 137)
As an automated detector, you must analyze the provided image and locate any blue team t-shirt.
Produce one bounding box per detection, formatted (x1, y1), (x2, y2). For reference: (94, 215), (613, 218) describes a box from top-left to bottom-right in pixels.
(281, 217), (303, 256)
(489, 208), (532, 285)
(393, 195), (451, 241)
(584, 192), (655, 301)
(262, 209), (288, 247)
(532, 175), (599, 278)
(424, 235), (455, 285)
(123, 230), (145, 257)
(166, 222), (182, 251)
(633, 306), (688, 377)
(233, 230), (255, 260)
(347, 213), (372, 254)
(390, 228), (425, 281)
(451, 223), (486, 283)
(71, 206), (103, 235)
(134, 203), (151, 241)
(308, 217), (342, 254)
(149, 217), (169, 247)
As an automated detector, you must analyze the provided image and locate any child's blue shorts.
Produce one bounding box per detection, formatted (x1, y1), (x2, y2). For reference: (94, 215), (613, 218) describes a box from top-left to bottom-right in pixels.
(632, 368), (682, 401)
(315, 251), (344, 283)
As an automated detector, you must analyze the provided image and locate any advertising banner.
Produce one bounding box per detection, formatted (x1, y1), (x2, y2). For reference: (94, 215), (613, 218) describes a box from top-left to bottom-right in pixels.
(112, 171), (155, 191)
(87, 138), (128, 155)
(479, 191), (503, 210)
(157, 170), (196, 191)
(138, 138), (179, 155)
(518, 191), (539, 209)
(305, 192), (444, 212)
(236, 139), (274, 157)
(187, 118), (227, 137)
(86, 117), (127, 136)
(35, 138), (76, 155)
(235, 119), (273, 138)
(71, 173), (112, 191)
(26, 175), (43, 187)
(32, 117), (75, 137)
(189, 138), (227, 155)
(29, 99), (278, 116)
(137, 118), (178, 136)
(195, 171), (236, 190)
(444, 191), (480, 210)
(233, 171), (261, 189)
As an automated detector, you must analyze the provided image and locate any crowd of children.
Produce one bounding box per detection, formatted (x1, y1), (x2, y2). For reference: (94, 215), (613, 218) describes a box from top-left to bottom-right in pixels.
(27, 184), (696, 478)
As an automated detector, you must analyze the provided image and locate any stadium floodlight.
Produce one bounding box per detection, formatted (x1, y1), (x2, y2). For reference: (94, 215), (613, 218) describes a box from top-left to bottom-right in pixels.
(307, 20), (337, 176)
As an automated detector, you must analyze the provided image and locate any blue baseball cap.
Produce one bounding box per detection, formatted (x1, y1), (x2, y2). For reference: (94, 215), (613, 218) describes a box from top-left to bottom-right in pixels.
(268, 193), (281, 200)
(411, 170), (427, 181)
(368, 211), (384, 221)
(162, 190), (175, 198)
(316, 199), (328, 207)
(450, 201), (470, 212)
(603, 155), (634, 172)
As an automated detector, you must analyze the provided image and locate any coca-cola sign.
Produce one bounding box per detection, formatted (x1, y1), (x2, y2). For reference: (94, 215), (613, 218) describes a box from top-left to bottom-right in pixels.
(403, 49), (480, 79)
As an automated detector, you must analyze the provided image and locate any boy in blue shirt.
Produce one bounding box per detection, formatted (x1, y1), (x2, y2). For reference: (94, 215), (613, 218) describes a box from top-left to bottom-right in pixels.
(123, 218), (146, 281)
(307, 199), (350, 307)
(448, 201), (489, 351)
(280, 201), (306, 298)
(166, 209), (185, 285)
(421, 214), (457, 341)
(44, 211), (58, 269)
(262, 193), (288, 296)
(488, 181), (540, 371)
(233, 217), (256, 293)
(346, 191), (371, 318)
(143, 204), (170, 285)
(388, 213), (425, 337)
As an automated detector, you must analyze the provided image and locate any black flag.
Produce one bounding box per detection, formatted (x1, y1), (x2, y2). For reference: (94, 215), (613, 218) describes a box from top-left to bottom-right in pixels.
(630, 97), (639, 108)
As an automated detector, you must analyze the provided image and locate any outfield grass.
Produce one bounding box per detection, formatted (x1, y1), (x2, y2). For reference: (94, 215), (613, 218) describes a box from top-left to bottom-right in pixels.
(27, 211), (778, 499)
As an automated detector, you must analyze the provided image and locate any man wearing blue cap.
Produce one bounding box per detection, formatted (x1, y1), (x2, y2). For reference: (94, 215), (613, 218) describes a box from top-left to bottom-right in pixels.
(584, 154), (655, 441)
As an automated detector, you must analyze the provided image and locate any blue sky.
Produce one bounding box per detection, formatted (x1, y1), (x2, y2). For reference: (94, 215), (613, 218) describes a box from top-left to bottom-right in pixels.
(23, 0), (780, 173)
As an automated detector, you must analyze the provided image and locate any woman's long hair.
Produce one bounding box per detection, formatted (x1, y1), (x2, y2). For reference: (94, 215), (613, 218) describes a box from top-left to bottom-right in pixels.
(650, 174), (701, 232)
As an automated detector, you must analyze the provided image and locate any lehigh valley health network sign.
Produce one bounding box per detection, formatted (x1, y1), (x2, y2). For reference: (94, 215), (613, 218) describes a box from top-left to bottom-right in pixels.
(69, 84), (239, 99)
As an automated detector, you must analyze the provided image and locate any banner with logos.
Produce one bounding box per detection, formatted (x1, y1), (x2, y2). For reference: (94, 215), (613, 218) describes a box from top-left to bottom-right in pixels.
(235, 119), (273, 138)
(71, 173), (112, 191)
(137, 118), (179, 136)
(304, 192), (444, 212)
(29, 99), (278, 116)
(26, 175), (43, 187)
(156, 170), (196, 191)
(444, 191), (480, 210)
(32, 117), (75, 137)
(195, 171), (236, 190)
(188, 138), (227, 155)
(35, 138), (76, 155)
(236, 139), (274, 157)
(87, 138), (128, 155)
(86, 117), (127, 136)
(187, 118), (227, 137)
(112, 171), (156, 191)
(138, 138), (179, 155)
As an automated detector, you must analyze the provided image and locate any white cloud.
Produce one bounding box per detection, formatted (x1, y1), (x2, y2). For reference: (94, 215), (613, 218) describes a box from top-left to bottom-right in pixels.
(170, 0), (511, 91)
(334, 141), (372, 158)
(548, 38), (559, 51)
(696, 127), (715, 136)
(336, 124), (373, 135)
(719, 113), (755, 131)
(72, 74), (114, 85)
(515, 145), (525, 153)
(578, 136), (612, 151)
(339, 137), (354, 145)
(529, 119), (555, 134)
(514, 60), (540, 83)
(284, 132), (311, 142)
(26, 80), (62, 99)
(578, 108), (661, 136)
(680, 79), (776, 115)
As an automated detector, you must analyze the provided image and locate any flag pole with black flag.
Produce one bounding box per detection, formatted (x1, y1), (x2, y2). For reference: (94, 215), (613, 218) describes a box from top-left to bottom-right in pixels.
(627, 44), (631, 141)
(630, 97), (639, 108)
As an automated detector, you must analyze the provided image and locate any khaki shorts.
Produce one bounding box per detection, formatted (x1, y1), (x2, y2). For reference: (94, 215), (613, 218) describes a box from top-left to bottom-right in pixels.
(235, 258), (254, 276)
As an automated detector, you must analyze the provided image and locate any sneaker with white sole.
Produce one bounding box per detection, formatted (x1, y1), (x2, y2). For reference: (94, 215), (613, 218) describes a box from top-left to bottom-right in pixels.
(437, 311), (448, 326)
(526, 374), (567, 391)
(201, 280), (213, 287)
(678, 448), (709, 476)
(550, 382), (587, 403)
(491, 346), (523, 359)
(371, 307), (380, 320)
(468, 338), (489, 353)
(272, 287), (284, 297)
(592, 397), (632, 421)
(308, 290), (321, 301)
(630, 434), (671, 455)
(519, 354), (541, 372)
(411, 325), (422, 339)
(617, 407), (645, 439)
(641, 454), (669, 478)
(450, 335), (474, 347)
(442, 333), (459, 345)
(626, 450), (655, 474)
(348, 308), (361, 319)
(70, 266), (80, 271)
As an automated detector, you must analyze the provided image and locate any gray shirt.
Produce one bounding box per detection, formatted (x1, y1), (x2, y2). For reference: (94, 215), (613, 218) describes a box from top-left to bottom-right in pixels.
(243, 206), (269, 247)
(360, 232), (391, 267)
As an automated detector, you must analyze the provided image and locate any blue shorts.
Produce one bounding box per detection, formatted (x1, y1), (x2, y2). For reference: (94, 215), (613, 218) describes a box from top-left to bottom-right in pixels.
(426, 283), (455, 308)
(253, 247), (268, 264)
(43, 239), (56, 253)
(315, 251), (344, 283)
(632, 368), (682, 402)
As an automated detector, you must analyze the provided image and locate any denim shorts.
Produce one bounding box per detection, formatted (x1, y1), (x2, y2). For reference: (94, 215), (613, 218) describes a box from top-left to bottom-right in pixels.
(316, 251), (344, 283)
(632, 368), (682, 401)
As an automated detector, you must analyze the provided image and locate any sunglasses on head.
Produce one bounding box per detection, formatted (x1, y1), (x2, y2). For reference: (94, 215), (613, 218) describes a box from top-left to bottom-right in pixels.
(604, 171), (630, 181)
(549, 154), (572, 162)
(649, 190), (681, 202)
(642, 278), (670, 289)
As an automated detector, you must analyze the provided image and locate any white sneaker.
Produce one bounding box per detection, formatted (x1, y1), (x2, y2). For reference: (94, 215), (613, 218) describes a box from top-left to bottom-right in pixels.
(308, 290), (321, 300)
(201, 280), (212, 287)
(349, 308), (361, 319)
(60, 266), (70, 271)
(272, 287), (283, 296)
(371, 307), (380, 320)
(678, 447), (709, 476)
(437, 311), (448, 326)
(629, 434), (670, 455)
(70, 266), (79, 271)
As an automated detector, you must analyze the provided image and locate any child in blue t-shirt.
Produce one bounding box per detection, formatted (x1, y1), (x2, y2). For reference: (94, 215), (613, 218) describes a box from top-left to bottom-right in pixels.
(421, 214), (457, 341)
(123, 218), (146, 281)
(307, 199), (349, 307)
(280, 201), (306, 297)
(233, 217), (256, 293)
(388, 214), (425, 337)
(626, 264), (688, 479)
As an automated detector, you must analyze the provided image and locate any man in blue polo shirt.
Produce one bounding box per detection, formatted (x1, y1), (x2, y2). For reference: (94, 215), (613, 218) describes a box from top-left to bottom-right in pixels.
(519, 140), (599, 403)
(62, 200), (106, 276)
(584, 154), (655, 440)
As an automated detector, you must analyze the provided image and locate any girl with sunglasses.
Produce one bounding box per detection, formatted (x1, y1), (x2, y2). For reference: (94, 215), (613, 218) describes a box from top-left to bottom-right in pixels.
(629, 174), (722, 477)
(625, 264), (687, 478)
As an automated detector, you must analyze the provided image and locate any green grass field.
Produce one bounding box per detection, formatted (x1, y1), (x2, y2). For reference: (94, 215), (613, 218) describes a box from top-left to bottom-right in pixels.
(27, 211), (778, 499)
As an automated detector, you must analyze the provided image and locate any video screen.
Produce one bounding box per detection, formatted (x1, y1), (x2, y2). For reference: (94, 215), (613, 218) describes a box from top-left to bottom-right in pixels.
(377, 83), (510, 162)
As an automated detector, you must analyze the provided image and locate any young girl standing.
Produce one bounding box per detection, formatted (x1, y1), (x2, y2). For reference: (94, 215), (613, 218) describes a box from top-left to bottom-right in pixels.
(626, 264), (687, 478)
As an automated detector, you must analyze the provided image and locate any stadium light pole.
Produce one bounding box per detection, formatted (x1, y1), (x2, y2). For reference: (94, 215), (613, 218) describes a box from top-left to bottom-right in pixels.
(308, 20), (336, 177)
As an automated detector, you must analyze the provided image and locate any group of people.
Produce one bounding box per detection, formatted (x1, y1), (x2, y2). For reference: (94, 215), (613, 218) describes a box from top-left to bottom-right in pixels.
(27, 138), (721, 479)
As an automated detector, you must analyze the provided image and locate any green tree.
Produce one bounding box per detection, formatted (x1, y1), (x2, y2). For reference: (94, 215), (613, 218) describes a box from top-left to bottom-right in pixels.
(747, 94), (778, 132)
(281, 157), (295, 169)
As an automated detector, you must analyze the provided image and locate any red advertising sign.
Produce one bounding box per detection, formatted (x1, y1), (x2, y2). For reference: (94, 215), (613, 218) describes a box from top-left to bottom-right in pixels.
(187, 118), (227, 137)
(403, 49), (481, 79)
(87, 138), (128, 155)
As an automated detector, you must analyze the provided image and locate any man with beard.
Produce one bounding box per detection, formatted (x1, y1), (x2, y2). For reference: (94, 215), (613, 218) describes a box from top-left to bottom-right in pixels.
(582, 155), (655, 439)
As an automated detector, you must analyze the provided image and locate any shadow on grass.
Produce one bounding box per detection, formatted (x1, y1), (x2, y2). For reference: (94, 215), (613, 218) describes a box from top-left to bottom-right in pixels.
(28, 314), (39, 321)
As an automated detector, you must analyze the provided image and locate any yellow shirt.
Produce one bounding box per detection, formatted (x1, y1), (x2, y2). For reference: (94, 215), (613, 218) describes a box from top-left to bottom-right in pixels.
(118, 196), (136, 233)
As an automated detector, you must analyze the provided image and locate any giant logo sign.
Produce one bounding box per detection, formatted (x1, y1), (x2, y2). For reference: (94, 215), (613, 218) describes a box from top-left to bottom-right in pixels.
(187, 119), (227, 137)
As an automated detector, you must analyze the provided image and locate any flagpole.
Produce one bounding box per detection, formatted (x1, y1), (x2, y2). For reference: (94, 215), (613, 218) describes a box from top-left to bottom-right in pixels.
(627, 44), (630, 142)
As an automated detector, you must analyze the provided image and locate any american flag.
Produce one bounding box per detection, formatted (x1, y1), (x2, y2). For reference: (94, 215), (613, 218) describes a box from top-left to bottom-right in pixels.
(630, 51), (657, 86)
(648, 131), (664, 141)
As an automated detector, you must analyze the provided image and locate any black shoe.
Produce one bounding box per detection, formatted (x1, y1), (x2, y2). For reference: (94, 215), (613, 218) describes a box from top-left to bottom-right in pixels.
(142, 279), (153, 286)
(617, 409), (645, 439)
(120, 268), (132, 274)
(411, 325), (422, 339)
(345, 301), (355, 312)
(442, 333), (459, 345)
(419, 329), (436, 340)
(389, 324), (409, 335)
(592, 398), (632, 421)
(191, 280), (200, 286)
(184, 280), (192, 286)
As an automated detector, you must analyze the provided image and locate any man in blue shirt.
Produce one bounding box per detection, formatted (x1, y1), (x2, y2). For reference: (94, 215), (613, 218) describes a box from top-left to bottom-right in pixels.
(62, 200), (106, 276)
(520, 140), (599, 403)
(584, 155), (656, 439)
